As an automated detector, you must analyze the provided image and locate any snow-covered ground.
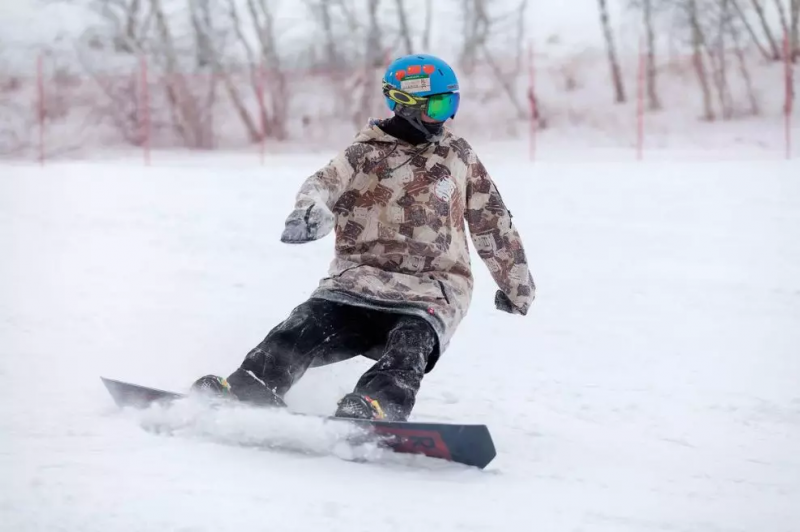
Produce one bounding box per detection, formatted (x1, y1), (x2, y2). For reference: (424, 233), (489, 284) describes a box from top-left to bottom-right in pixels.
(2, 149), (799, 531)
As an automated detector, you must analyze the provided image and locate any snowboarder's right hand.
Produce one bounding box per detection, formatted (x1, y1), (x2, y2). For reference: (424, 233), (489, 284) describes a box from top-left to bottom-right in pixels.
(495, 289), (527, 316)
(280, 203), (335, 244)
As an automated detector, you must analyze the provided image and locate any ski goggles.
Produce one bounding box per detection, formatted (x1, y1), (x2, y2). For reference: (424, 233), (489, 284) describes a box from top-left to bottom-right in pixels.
(383, 81), (460, 122)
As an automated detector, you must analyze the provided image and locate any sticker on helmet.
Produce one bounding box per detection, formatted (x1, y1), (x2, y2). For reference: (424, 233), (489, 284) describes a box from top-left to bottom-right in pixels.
(401, 77), (431, 94)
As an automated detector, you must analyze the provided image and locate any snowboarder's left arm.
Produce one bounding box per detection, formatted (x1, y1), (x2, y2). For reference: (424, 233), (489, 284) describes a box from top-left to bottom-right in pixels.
(465, 156), (536, 315)
(281, 147), (356, 244)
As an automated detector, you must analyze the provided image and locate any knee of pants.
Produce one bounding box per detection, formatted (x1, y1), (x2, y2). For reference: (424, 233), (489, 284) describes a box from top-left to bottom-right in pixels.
(386, 319), (436, 360)
(377, 351), (428, 376)
(390, 318), (441, 374)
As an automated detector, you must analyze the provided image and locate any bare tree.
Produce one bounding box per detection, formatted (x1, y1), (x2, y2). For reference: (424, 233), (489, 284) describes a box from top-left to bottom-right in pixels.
(730, 0), (773, 59)
(688, 0), (716, 120)
(105, 0), (147, 53)
(395, 0), (414, 54)
(334, 0), (360, 36)
(462, 0), (528, 117)
(189, 0), (226, 147)
(460, 0), (491, 73)
(750, 0), (782, 59)
(150, 0), (211, 148)
(480, 50), (527, 119)
(514, 0), (529, 73)
(709, 0), (734, 119)
(78, 52), (143, 145)
(356, 0), (382, 126)
(77, 0), (153, 54)
(729, 7), (760, 115)
(365, 0), (383, 68)
(190, 0), (214, 68)
(246, 0), (288, 140)
(45, 0), (153, 149)
(219, 0), (263, 142)
(213, 0), (297, 144)
(774, 0), (790, 41)
(598, 0), (627, 103)
(422, 0), (433, 51)
(642, 0), (662, 110)
(321, 2), (341, 67)
(301, 0), (362, 124)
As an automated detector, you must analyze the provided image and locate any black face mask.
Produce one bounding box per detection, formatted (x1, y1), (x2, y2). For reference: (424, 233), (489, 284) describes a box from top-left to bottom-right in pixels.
(395, 105), (445, 142)
(422, 120), (444, 137)
(377, 113), (444, 146)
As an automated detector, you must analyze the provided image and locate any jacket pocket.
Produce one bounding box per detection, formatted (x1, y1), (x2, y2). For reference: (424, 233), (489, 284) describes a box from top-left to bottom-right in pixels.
(435, 280), (451, 305)
(332, 264), (364, 278)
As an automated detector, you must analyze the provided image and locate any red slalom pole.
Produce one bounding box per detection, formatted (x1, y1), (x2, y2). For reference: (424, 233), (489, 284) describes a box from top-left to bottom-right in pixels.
(37, 54), (45, 167)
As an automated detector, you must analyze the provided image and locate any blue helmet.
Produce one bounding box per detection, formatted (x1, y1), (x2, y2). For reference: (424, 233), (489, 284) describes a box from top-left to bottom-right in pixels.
(382, 54), (460, 122)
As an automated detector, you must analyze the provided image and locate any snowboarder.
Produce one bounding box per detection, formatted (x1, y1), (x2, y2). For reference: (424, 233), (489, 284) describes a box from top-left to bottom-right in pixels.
(193, 54), (536, 421)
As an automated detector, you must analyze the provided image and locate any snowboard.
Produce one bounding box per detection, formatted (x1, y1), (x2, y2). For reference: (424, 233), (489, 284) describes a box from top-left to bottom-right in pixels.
(101, 377), (496, 469)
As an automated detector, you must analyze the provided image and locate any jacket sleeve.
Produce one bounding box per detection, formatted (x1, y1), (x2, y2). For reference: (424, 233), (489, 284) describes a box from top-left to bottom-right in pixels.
(465, 154), (536, 315)
(293, 144), (361, 211)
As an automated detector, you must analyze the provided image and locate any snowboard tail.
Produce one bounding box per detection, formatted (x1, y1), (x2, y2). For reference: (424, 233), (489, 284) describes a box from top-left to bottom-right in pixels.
(101, 377), (496, 469)
(103, 377), (183, 408)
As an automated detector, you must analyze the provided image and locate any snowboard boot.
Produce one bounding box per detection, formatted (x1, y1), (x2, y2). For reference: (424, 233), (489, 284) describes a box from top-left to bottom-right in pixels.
(191, 369), (286, 408)
(190, 375), (236, 399)
(334, 393), (387, 421)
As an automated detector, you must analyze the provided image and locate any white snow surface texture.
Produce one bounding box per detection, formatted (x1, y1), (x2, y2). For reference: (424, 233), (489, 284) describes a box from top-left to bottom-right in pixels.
(2, 151), (799, 532)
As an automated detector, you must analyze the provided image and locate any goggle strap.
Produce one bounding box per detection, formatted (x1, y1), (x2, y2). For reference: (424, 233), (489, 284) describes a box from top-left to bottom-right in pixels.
(383, 83), (427, 109)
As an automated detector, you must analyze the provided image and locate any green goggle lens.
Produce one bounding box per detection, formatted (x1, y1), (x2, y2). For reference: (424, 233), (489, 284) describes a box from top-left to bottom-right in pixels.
(425, 92), (460, 122)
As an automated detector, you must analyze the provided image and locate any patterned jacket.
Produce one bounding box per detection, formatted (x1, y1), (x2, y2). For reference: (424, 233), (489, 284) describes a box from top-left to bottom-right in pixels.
(292, 121), (535, 365)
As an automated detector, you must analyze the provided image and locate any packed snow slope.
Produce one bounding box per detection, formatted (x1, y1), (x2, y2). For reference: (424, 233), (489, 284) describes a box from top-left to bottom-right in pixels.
(2, 150), (799, 532)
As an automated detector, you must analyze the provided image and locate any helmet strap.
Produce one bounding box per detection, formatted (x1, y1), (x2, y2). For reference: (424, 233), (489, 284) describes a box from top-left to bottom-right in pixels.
(395, 105), (444, 142)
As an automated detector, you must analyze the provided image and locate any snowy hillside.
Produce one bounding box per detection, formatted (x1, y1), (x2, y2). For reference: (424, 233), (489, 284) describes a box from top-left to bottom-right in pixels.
(1, 0), (796, 160)
(2, 150), (799, 531)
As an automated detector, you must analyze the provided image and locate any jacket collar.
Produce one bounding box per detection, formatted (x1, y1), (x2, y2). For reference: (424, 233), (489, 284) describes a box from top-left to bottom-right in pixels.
(354, 118), (450, 147)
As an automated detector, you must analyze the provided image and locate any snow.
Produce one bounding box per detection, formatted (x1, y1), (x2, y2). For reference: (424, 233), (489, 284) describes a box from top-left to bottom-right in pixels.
(2, 150), (800, 531)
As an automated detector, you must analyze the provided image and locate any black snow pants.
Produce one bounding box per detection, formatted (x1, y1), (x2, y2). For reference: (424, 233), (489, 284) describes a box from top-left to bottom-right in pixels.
(235, 298), (437, 421)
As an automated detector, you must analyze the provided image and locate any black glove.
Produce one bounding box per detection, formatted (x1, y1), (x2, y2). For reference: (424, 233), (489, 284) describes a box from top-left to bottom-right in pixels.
(280, 203), (334, 244)
(495, 290), (526, 315)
